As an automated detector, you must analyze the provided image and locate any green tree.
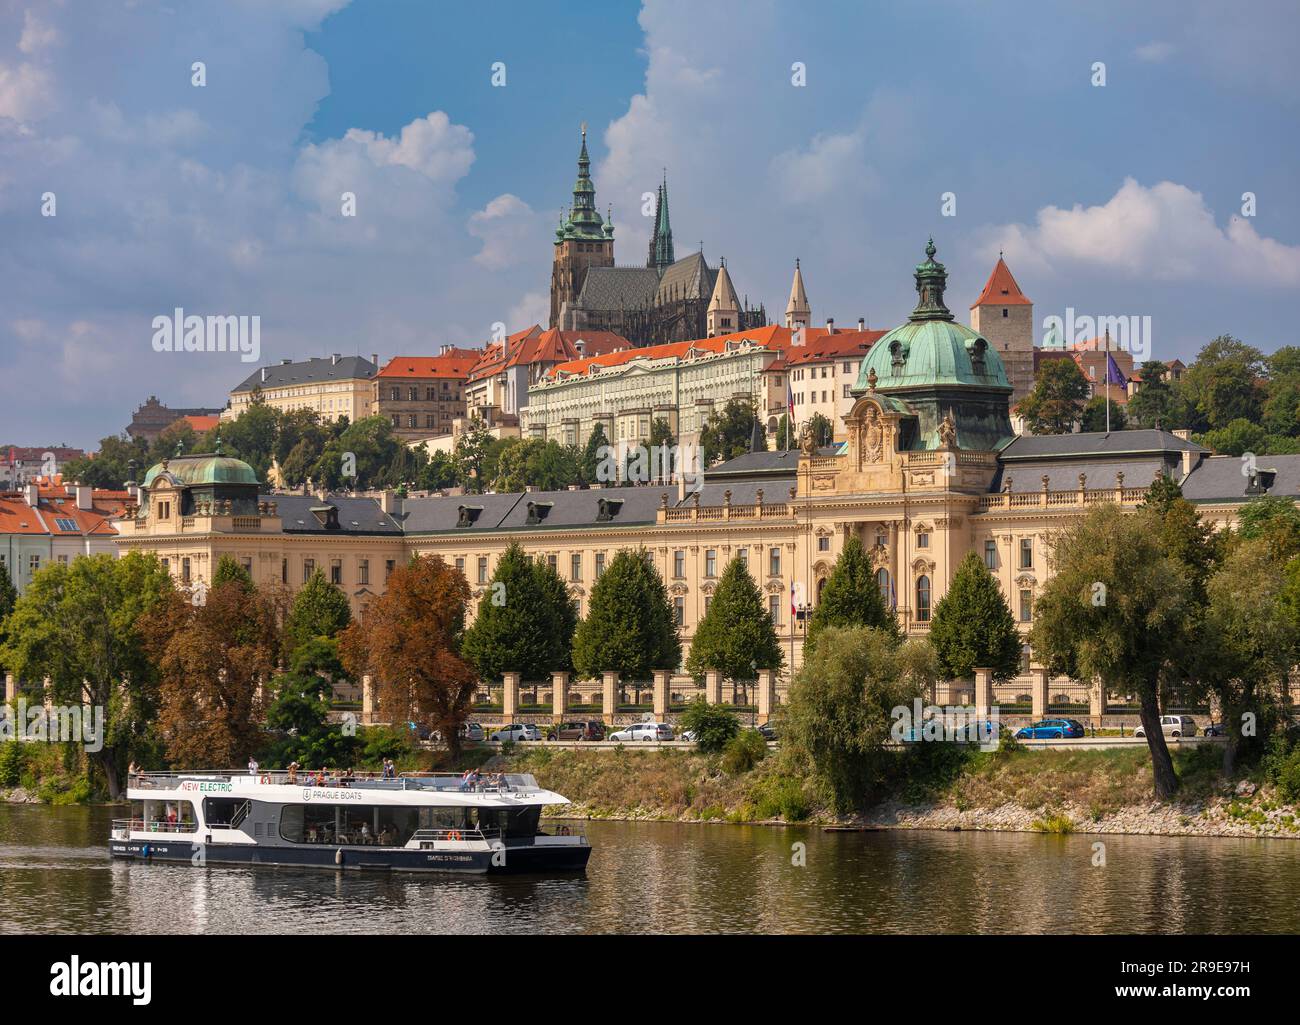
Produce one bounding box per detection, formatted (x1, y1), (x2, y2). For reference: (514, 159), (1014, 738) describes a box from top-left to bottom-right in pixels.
(1126, 361), (1181, 429)
(1182, 335), (1266, 431)
(572, 549), (680, 680)
(215, 401), (280, 481)
(581, 422), (610, 485)
(0, 553), (174, 799)
(807, 535), (898, 651)
(677, 699), (741, 753)
(62, 434), (150, 489)
(1197, 418), (1268, 457)
(455, 416), (493, 493)
(1237, 494), (1300, 561)
(783, 626), (936, 813)
(649, 417), (675, 451)
(700, 398), (762, 465)
(264, 638), (359, 769)
(807, 412), (834, 447)
(0, 560), (16, 673)
(1030, 505), (1194, 798)
(212, 554), (253, 592)
(927, 552), (1022, 683)
(1017, 359), (1090, 434)
(1079, 396), (1127, 432)
(286, 569), (353, 656)
(416, 449), (460, 491)
(686, 556), (784, 681)
(462, 543), (577, 680)
(491, 438), (582, 492)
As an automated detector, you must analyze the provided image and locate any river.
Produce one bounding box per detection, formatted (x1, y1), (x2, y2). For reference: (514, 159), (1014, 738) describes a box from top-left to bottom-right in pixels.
(2, 804), (1297, 934)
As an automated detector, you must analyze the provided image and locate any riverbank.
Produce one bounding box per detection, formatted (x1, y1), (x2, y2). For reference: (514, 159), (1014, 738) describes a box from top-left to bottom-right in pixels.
(495, 743), (1300, 840)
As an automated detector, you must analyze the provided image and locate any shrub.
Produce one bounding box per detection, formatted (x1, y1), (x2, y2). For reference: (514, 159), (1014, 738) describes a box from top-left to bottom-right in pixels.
(720, 729), (767, 775)
(678, 699), (741, 753)
(1032, 812), (1075, 834)
(751, 775), (810, 821)
(0, 741), (22, 788)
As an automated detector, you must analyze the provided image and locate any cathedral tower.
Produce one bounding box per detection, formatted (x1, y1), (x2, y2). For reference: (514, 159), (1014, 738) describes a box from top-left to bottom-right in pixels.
(646, 175), (675, 274)
(785, 258), (811, 329)
(970, 254), (1034, 406)
(706, 258), (740, 336)
(549, 125), (615, 329)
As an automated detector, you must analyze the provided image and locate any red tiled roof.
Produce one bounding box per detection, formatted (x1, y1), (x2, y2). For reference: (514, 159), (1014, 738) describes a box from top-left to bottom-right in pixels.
(377, 351), (482, 380)
(0, 498), (47, 534)
(467, 326), (544, 382)
(548, 324), (795, 380)
(971, 257), (1031, 308)
(782, 329), (885, 366)
(180, 414), (221, 433)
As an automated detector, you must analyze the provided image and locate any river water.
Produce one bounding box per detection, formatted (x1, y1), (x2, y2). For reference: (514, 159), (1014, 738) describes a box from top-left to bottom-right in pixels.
(1, 804), (1297, 934)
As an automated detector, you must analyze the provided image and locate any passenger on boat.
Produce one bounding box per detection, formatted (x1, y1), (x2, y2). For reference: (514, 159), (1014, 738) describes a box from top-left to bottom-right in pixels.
(314, 769), (326, 787)
(286, 762), (299, 784)
(460, 768), (480, 791)
(248, 757), (259, 776)
(378, 826), (395, 846)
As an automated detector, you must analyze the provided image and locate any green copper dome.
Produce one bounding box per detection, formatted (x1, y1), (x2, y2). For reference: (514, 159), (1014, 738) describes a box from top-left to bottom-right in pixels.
(854, 238), (1011, 394)
(142, 453), (259, 489)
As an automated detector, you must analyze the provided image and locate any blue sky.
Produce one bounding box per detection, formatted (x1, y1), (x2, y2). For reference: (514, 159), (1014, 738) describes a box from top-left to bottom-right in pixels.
(2, 0), (1298, 448)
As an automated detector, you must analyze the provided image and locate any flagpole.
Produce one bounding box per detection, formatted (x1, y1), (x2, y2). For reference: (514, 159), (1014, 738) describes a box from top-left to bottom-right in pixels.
(1105, 328), (1111, 434)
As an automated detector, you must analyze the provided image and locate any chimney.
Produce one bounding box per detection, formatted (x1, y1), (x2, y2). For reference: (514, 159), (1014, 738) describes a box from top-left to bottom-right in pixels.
(24, 483), (38, 507)
(76, 485), (93, 510)
(331, 353), (342, 365)
(127, 483), (139, 500)
(261, 367), (268, 383)
(857, 317), (865, 332)
(826, 318), (835, 333)
(371, 353), (379, 367)
(440, 344), (451, 356)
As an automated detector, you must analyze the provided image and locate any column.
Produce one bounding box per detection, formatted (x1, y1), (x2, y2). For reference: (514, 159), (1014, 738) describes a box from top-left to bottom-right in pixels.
(552, 672), (570, 720)
(888, 520), (902, 621)
(1031, 665), (1049, 720)
(601, 671), (619, 725)
(653, 670), (671, 720)
(1089, 676), (1105, 726)
(361, 674), (375, 725)
(502, 671), (521, 720)
(3, 673), (15, 704)
(974, 667), (994, 718)
(757, 669), (775, 724)
(704, 670), (722, 705)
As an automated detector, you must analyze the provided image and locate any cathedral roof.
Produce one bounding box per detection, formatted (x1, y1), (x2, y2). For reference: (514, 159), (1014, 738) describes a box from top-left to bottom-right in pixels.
(574, 266), (661, 310)
(971, 256), (1031, 308)
(655, 251), (714, 304)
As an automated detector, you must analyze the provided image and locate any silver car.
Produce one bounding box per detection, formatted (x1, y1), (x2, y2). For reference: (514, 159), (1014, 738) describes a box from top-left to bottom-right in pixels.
(609, 722), (675, 742)
(1134, 714), (1197, 738)
(489, 723), (541, 742)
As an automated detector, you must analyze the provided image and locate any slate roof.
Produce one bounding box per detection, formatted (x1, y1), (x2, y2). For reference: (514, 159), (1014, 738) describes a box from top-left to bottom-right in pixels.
(655, 252), (714, 303)
(272, 494), (403, 535)
(397, 487), (663, 534)
(989, 459), (1172, 494)
(574, 266), (661, 310)
(1181, 454), (1300, 503)
(998, 429), (1206, 461)
(233, 356), (377, 394)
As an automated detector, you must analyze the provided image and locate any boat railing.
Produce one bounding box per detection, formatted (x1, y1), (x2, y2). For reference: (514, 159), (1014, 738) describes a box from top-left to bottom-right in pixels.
(409, 827), (502, 845)
(111, 818), (198, 838)
(127, 770), (544, 794)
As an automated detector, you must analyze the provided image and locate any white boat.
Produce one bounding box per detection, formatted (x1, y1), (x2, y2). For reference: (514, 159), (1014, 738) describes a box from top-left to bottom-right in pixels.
(109, 770), (590, 874)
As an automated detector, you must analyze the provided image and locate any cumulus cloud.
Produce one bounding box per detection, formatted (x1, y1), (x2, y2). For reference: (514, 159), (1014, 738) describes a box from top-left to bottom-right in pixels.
(981, 178), (1300, 288)
(469, 194), (544, 270)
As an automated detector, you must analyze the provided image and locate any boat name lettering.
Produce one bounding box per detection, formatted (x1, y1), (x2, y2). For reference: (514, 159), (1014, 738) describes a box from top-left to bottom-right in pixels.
(301, 788), (364, 802)
(180, 781), (233, 793)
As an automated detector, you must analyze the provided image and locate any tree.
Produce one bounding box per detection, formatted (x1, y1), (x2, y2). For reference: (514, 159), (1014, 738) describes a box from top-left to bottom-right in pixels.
(338, 555), (479, 755)
(1197, 418), (1268, 457)
(215, 401), (280, 481)
(677, 699), (740, 753)
(928, 552), (1022, 683)
(1182, 335), (1266, 431)
(572, 549), (680, 681)
(700, 398), (761, 465)
(807, 412), (834, 447)
(461, 543), (577, 681)
(649, 417), (675, 451)
(1237, 494), (1300, 562)
(417, 449), (460, 492)
(0, 553), (174, 798)
(581, 423), (610, 485)
(212, 554), (253, 592)
(312, 416), (403, 490)
(455, 416), (493, 493)
(491, 438), (582, 492)
(142, 573), (281, 769)
(62, 434), (150, 489)
(783, 626), (936, 813)
(1030, 505), (1194, 798)
(686, 556), (783, 681)
(1126, 361), (1181, 429)
(264, 638), (358, 769)
(0, 560), (16, 674)
(285, 569), (352, 656)
(1017, 359), (1089, 434)
(1079, 396), (1127, 433)
(807, 536), (898, 651)
(1197, 539), (1296, 775)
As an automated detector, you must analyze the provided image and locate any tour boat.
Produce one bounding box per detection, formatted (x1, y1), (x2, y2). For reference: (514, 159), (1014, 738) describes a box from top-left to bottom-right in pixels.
(109, 770), (591, 874)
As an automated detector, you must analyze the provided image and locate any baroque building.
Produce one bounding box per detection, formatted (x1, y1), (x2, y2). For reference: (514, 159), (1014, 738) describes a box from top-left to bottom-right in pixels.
(115, 241), (1298, 719)
(550, 128), (766, 346)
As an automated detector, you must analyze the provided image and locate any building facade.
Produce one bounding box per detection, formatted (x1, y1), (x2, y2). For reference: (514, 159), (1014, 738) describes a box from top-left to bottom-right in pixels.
(126, 397), (225, 443)
(374, 348), (480, 442)
(226, 354), (379, 424)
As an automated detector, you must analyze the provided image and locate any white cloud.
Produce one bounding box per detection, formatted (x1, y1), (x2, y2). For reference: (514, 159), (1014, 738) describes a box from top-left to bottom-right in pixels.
(338, 112), (475, 181)
(980, 178), (1300, 288)
(469, 194), (544, 270)
(507, 290), (550, 331)
(0, 61), (54, 121)
(18, 10), (61, 55)
(1134, 40), (1175, 62)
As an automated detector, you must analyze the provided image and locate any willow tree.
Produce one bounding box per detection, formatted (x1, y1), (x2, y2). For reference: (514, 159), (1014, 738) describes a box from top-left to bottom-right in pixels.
(1030, 504), (1194, 798)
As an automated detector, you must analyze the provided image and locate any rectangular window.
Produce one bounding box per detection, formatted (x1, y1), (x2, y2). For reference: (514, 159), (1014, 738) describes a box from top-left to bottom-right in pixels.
(303, 558), (315, 583)
(769, 547), (781, 577)
(917, 532), (929, 549)
(674, 597), (684, 628)
(1020, 589), (1033, 623)
(455, 557), (465, 577)
(181, 558), (190, 583)
(241, 557), (253, 575)
(674, 550), (685, 578)
(330, 559), (342, 585)
(547, 554), (557, 573)
(1019, 537), (1034, 570)
(570, 553), (582, 581)
(984, 540), (997, 571)
(768, 594), (781, 624)
(704, 596), (712, 616)
(477, 557), (488, 584)
(595, 553), (606, 578)
(281, 558), (287, 584)
(818, 536), (830, 552)
(358, 559), (369, 585)
(385, 559), (395, 581)
(705, 550), (717, 577)
(738, 548), (748, 568)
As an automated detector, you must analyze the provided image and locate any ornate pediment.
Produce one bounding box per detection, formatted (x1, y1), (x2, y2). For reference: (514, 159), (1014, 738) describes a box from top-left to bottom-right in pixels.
(869, 543), (890, 569)
(911, 557), (936, 574)
(669, 582), (689, 596)
(764, 581), (785, 594)
(1015, 574), (1036, 588)
(700, 581), (717, 595)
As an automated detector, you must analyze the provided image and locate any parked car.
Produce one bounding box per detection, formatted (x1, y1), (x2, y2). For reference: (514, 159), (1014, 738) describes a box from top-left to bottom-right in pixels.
(489, 723), (541, 742)
(609, 722), (675, 742)
(546, 720), (604, 741)
(900, 719), (999, 743)
(1134, 715), (1197, 739)
(1202, 722), (1227, 737)
(1014, 718), (1085, 740)
(754, 722), (779, 741)
(459, 722), (485, 742)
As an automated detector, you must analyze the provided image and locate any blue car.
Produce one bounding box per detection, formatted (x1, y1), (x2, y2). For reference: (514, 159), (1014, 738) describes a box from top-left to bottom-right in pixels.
(1015, 718), (1085, 740)
(900, 719), (1000, 743)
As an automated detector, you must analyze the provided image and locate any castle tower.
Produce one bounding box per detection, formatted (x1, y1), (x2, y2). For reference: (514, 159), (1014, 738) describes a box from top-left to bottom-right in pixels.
(646, 175), (675, 274)
(970, 254), (1034, 406)
(706, 258), (740, 337)
(549, 124), (615, 328)
(785, 258), (811, 329)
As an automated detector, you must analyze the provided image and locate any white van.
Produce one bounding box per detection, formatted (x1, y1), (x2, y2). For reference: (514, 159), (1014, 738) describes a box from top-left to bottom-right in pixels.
(1134, 715), (1197, 738)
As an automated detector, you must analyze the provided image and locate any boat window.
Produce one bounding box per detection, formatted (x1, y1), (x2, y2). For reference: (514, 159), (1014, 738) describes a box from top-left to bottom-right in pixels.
(204, 797), (245, 827)
(476, 806), (542, 840)
(280, 803), (419, 846)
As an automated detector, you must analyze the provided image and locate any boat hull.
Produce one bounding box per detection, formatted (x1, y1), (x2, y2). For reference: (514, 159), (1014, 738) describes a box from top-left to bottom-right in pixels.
(108, 838), (591, 875)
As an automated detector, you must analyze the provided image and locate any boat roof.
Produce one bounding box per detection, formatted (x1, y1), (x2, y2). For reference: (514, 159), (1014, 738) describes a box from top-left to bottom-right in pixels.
(127, 771), (570, 808)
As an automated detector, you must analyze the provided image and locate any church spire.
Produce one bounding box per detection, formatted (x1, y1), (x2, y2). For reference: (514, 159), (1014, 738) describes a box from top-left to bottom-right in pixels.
(785, 258), (810, 329)
(706, 257), (740, 336)
(558, 123), (607, 241)
(647, 173), (675, 273)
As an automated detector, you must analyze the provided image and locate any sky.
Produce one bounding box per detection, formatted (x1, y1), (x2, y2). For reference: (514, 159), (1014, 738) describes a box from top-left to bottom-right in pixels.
(2, 0), (1299, 449)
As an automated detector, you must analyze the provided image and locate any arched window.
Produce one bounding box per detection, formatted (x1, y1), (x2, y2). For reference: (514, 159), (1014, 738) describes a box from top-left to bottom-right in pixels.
(816, 577), (827, 602)
(875, 568), (892, 608)
(916, 575), (931, 622)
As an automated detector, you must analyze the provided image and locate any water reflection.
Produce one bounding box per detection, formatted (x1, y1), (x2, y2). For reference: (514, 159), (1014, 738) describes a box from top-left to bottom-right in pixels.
(1, 805), (1297, 934)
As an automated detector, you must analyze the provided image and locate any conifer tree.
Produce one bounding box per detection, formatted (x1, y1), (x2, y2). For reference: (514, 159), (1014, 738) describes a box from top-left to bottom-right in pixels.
(686, 555), (783, 681)
(928, 552), (1022, 682)
(573, 549), (679, 680)
(286, 568), (352, 655)
(807, 535), (899, 651)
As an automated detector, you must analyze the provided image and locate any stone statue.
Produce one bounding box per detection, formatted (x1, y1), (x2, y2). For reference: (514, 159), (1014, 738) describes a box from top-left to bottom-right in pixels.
(798, 421), (817, 457)
(937, 412), (958, 450)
